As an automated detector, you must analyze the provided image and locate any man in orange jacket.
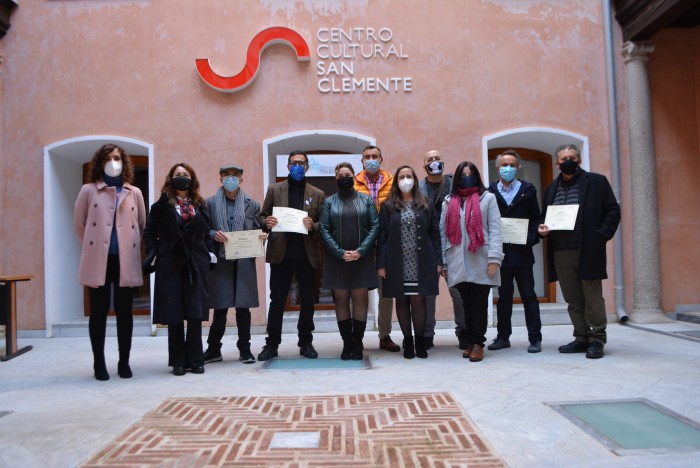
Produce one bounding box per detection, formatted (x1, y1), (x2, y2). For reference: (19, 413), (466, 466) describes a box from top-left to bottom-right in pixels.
(354, 145), (400, 352)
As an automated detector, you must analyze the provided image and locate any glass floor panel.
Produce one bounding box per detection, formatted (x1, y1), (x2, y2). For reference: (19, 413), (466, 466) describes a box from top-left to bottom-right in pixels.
(260, 356), (371, 371)
(547, 399), (700, 455)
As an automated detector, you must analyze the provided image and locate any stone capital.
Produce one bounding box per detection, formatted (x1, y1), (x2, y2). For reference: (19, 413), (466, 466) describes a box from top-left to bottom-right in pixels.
(622, 41), (655, 64)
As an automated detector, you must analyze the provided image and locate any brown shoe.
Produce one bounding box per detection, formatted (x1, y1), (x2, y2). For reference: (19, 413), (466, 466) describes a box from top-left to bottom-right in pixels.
(379, 336), (400, 352)
(462, 344), (474, 358)
(469, 344), (484, 362)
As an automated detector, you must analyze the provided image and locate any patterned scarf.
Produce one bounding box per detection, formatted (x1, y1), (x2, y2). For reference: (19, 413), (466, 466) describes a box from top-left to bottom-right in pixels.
(446, 187), (484, 253)
(177, 197), (195, 223)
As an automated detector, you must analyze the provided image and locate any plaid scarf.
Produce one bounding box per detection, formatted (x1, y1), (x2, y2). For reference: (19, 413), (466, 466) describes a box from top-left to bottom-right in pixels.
(446, 187), (484, 253)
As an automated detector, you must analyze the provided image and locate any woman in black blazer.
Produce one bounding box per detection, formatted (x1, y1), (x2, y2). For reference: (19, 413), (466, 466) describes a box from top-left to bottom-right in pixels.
(376, 165), (442, 359)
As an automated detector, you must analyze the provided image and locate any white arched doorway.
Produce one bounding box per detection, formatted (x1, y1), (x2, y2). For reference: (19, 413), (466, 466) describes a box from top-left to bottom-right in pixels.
(482, 126), (589, 181)
(261, 130), (376, 329)
(43, 136), (154, 337)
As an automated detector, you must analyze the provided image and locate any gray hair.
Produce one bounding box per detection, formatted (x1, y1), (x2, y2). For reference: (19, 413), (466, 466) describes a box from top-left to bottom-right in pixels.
(554, 144), (581, 160)
(495, 149), (521, 168)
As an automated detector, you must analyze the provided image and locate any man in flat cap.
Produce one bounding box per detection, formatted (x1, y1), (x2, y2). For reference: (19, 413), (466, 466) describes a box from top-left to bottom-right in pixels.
(204, 164), (266, 364)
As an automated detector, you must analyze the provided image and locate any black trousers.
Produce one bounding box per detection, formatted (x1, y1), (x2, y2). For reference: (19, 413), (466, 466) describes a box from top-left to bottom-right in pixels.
(496, 265), (542, 342)
(265, 256), (316, 348)
(206, 259), (252, 351)
(168, 320), (203, 368)
(454, 282), (491, 346)
(87, 254), (134, 362)
(208, 308), (252, 351)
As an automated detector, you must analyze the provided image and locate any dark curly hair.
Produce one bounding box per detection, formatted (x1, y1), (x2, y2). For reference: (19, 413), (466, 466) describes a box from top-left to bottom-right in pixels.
(88, 143), (134, 184)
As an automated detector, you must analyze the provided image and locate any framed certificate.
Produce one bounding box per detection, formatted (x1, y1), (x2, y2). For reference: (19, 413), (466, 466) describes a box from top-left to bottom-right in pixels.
(544, 205), (580, 230)
(224, 229), (265, 259)
(271, 207), (308, 235)
(501, 218), (528, 245)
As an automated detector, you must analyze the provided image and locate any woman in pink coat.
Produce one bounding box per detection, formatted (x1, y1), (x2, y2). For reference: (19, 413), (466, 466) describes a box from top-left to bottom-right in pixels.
(74, 143), (146, 381)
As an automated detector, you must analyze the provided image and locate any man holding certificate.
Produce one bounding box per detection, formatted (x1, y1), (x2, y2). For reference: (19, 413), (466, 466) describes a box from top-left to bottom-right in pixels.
(487, 150), (543, 354)
(204, 164), (265, 365)
(538, 144), (620, 359)
(258, 151), (325, 361)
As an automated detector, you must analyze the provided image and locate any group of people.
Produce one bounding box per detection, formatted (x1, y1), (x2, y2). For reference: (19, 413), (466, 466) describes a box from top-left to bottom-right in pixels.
(74, 141), (620, 380)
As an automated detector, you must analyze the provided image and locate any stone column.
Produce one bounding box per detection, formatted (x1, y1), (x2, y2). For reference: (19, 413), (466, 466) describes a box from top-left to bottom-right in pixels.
(621, 41), (670, 323)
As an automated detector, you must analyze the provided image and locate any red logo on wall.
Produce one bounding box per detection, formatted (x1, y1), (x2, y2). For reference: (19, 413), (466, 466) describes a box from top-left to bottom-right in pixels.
(196, 27), (310, 93)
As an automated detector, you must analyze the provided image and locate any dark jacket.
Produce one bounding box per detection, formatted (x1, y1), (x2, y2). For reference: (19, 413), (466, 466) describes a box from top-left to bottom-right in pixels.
(541, 170), (620, 281)
(260, 180), (325, 269)
(144, 193), (213, 325)
(377, 201), (442, 297)
(319, 191), (379, 259)
(419, 174), (453, 218)
(488, 179), (540, 267)
(206, 189), (261, 309)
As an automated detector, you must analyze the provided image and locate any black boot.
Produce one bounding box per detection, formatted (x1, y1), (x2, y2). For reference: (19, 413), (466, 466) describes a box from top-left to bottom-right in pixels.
(415, 336), (428, 359)
(337, 319), (353, 360)
(116, 312), (133, 378)
(351, 319), (367, 361)
(89, 314), (109, 381)
(403, 336), (415, 359)
(93, 353), (109, 381)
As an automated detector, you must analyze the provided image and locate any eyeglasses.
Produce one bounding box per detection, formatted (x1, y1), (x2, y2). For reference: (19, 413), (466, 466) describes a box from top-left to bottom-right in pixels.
(289, 161), (307, 167)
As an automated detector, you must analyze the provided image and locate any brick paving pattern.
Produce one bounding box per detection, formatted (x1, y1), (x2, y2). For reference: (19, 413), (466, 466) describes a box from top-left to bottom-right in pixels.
(81, 392), (506, 467)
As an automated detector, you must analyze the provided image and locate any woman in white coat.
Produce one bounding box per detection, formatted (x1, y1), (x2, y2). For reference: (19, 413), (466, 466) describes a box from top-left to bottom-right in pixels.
(74, 144), (146, 380)
(440, 161), (503, 363)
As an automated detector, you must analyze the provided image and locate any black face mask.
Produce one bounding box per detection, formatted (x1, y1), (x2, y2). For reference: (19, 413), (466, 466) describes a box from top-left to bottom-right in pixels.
(459, 176), (477, 189)
(172, 176), (192, 191)
(336, 177), (355, 191)
(559, 159), (579, 176)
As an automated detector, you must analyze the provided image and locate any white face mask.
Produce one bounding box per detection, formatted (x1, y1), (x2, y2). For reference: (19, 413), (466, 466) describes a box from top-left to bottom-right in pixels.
(398, 178), (414, 193)
(104, 160), (123, 177)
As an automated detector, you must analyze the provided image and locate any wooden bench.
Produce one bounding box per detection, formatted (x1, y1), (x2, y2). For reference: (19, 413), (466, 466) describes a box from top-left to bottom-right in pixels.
(0, 275), (34, 361)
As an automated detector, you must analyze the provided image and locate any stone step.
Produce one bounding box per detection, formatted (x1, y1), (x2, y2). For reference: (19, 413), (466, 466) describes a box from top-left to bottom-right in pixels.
(51, 317), (154, 338)
(509, 303), (572, 326)
(49, 304), (576, 338)
(677, 311), (700, 324)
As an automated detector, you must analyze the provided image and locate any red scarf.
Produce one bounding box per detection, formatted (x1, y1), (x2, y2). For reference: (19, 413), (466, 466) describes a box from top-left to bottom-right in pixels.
(446, 187), (484, 253)
(177, 197), (195, 223)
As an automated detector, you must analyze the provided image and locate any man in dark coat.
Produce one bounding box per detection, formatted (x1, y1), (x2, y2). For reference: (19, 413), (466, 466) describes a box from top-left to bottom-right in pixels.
(203, 164), (265, 365)
(538, 144), (620, 359)
(487, 150), (542, 354)
(418, 149), (465, 350)
(257, 151), (325, 361)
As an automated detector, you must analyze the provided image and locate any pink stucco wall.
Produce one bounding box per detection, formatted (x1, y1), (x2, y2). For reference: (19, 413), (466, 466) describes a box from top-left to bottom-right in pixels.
(648, 28), (700, 313)
(1, 0), (629, 330)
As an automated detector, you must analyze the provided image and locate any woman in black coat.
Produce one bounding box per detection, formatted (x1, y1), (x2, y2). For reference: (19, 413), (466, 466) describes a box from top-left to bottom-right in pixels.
(377, 165), (442, 359)
(143, 163), (213, 376)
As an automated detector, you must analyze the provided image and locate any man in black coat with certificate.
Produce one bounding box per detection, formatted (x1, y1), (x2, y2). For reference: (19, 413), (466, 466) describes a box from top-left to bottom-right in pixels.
(538, 144), (620, 359)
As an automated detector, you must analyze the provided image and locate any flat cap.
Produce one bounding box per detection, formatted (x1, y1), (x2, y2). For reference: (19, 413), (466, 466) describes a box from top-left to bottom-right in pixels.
(219, 164), (244, 174)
